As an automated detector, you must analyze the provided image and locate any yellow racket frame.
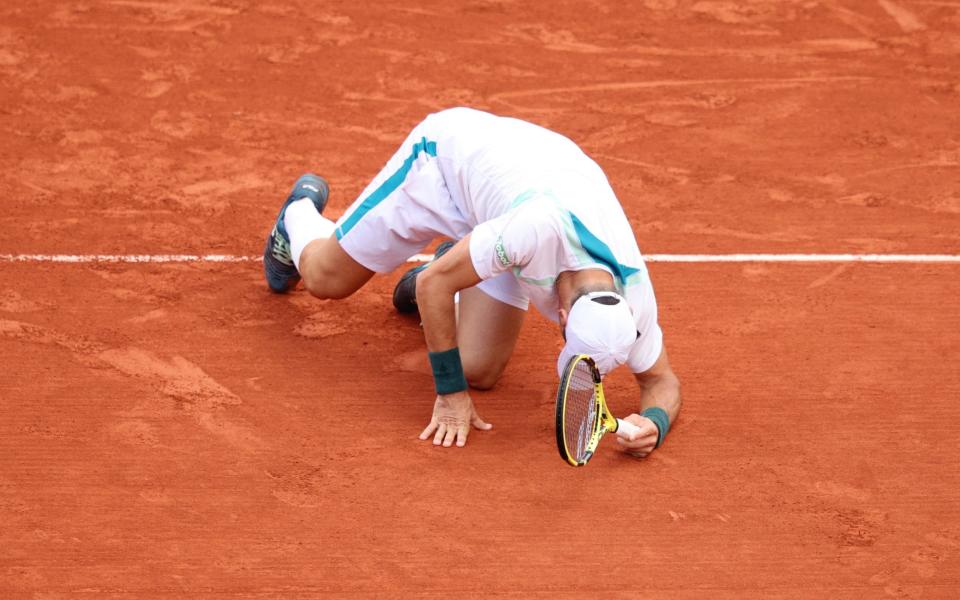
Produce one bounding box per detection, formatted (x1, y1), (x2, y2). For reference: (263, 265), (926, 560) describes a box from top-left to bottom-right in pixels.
(556, 354), (621, 467)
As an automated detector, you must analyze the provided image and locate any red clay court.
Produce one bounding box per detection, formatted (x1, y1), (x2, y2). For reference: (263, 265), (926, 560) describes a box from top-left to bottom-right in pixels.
(2, 0), (959, 597)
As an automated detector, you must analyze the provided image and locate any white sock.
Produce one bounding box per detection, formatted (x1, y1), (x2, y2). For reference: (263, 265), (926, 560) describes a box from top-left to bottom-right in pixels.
(284, 198), (335, 272)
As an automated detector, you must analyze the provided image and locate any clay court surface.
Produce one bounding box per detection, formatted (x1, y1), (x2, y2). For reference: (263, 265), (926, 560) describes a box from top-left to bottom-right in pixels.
(2, 0), (960, 597)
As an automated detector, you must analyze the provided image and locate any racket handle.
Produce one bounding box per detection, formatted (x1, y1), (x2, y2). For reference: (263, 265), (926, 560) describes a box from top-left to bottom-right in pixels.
(615, 418), (642, 440)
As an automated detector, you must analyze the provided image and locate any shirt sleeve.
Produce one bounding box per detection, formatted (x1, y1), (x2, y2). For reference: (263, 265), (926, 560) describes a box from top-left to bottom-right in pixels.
(625, 280), (664, 374)
(469, 200), (561, 281)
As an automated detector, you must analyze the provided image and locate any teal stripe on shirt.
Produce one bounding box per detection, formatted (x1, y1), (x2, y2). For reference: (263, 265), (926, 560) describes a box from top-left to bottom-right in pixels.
(568, 211), (640, 285)
(335, 137), (438, 240)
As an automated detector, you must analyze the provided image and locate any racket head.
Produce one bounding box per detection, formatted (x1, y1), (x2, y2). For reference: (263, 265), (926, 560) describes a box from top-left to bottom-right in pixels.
(555, 354), (604, 466)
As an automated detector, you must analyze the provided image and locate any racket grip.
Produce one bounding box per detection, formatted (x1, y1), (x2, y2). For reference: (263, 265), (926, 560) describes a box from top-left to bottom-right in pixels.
(615, 418), (642, 441)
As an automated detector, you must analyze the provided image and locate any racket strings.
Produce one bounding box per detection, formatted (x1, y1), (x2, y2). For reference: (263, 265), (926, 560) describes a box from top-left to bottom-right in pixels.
(564, 362), (598, 463)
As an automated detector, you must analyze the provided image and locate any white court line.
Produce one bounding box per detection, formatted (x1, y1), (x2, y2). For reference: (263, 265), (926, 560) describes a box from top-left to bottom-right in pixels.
(0, 254), (256, 263)
(2, 253), (960, 264)
(642, 254), (960, 263)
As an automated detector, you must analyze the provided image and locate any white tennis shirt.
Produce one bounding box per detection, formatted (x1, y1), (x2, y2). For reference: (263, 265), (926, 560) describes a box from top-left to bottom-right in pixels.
(424, 108), (664, 374)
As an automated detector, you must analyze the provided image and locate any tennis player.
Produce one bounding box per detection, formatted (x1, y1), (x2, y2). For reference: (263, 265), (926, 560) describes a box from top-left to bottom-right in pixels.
(263, 107), (681, 455)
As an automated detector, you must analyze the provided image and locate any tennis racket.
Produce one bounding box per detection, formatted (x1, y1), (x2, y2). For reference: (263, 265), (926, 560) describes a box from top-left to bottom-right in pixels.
(555, 354), (641, 466)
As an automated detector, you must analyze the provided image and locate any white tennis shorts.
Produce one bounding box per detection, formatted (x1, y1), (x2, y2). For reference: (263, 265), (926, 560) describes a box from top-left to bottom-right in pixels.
(333, 119), (529, 310)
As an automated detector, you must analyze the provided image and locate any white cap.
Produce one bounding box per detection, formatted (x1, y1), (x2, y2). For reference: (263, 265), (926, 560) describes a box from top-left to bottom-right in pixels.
(556, 291), (637, 378)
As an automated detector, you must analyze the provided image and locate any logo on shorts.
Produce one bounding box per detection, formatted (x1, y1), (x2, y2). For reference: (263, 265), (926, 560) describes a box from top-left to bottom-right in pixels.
(494, 237), (512, 268)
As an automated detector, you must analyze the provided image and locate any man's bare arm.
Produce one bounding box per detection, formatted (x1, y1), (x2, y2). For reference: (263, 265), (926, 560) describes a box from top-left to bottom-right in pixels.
(635, 348), (681, 422)
(416, 235), (482, 352)
(617, 347), (682, 458)
(415, 235), (491, 447)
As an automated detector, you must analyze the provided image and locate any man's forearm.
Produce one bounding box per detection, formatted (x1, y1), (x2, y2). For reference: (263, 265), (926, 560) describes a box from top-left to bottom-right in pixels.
(638, 373), (682, 425)
(416, 269), (460, 352)
(414, 236), (483, 354)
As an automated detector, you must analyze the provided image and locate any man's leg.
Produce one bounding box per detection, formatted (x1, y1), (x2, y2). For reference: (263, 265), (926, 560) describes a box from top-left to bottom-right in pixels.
(268, 112), (469, 300)
(457, 286), (526, 390)
(264, 174), (375, 299)
(297, 235), (374, 300)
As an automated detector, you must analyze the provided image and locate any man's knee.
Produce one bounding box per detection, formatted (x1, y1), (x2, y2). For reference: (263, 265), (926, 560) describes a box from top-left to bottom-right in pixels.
(299, 240), (374, 300)
(464, 359), (506, 391)
(467, 371), (500, 391)
(302, 271), (355, 300)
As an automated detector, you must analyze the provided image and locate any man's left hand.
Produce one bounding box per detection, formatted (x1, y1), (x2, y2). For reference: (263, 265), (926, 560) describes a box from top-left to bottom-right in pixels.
(616, 413), (659, 458)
